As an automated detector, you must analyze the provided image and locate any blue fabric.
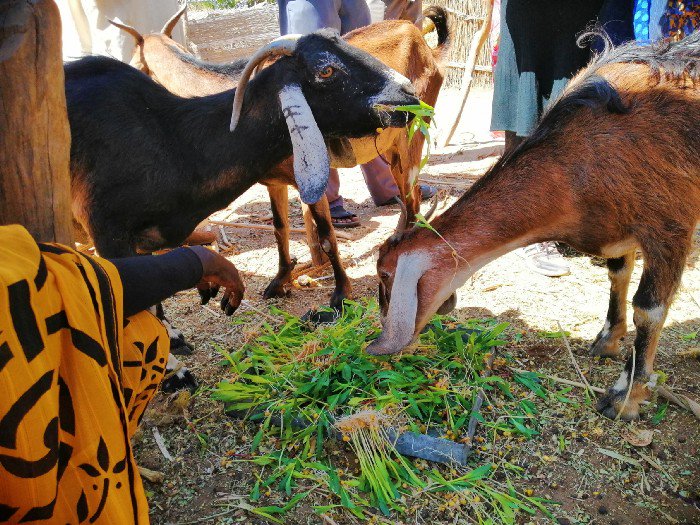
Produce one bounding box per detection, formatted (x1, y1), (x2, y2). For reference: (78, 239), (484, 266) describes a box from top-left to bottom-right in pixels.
(649, 0), (666, 40)
(633, 0), (651, 41)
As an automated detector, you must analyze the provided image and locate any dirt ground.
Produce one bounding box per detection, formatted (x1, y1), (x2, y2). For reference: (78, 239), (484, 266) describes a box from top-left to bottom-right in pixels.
(132, 83), (700, 525)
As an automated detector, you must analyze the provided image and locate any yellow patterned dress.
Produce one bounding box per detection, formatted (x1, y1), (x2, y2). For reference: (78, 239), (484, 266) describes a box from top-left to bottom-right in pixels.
(0, 225), (168, 524)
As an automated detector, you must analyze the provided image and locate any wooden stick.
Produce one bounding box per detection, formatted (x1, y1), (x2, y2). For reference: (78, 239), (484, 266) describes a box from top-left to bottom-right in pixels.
(418, 177), (472, 189)
(657, 386), (700, 420)
(209, 220), (354, 240)
(511, 368), (605, 394)
(152, 427), (173, 462)
(466, 350), (496, 446)
(440, 0), (494, 147)
(558, 321), (596, 399)
(138, 466), (164, 483)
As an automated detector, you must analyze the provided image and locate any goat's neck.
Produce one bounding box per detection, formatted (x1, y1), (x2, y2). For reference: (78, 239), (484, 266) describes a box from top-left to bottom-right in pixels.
(175, 85), (291, 207)
(424, 158), (573, 278)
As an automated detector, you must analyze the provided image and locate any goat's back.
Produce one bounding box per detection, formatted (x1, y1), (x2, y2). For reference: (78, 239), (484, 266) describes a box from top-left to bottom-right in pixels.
(346, 20), (442, 97)
(139, 35), (243, 97)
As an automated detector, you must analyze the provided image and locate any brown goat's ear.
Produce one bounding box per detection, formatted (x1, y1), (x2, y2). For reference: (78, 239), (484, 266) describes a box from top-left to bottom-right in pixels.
(161, 4), (187, 38)
(108, 19), (144, 46)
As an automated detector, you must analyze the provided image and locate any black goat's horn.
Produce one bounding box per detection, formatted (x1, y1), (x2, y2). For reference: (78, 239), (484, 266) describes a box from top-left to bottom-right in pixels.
(108, 18), (144, 46)
(161, 4), (187, 38)
(230, 35), (302, 133)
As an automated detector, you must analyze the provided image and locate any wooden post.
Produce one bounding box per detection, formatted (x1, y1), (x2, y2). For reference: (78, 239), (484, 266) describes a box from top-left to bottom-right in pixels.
(0, 0), (73, 244)
(440, 0), (494, 148)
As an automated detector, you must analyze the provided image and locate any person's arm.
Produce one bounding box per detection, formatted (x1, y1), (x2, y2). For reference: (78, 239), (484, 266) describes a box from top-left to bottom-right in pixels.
(110, 246), (244, 317)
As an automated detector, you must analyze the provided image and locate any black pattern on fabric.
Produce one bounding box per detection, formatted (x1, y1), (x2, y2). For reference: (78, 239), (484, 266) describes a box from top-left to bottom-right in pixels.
(8, 280), (44, 362)
(1, 226), (168, 523)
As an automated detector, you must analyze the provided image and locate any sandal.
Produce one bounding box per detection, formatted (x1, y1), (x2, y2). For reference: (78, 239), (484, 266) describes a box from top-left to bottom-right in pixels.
(330, 205), (361, 228)
(420, 184), (437, 201)
(378, 184), (437, 206)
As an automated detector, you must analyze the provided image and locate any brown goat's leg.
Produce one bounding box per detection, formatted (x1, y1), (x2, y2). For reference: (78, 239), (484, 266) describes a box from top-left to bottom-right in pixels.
(597, 249), (686, 420)
(590, 252), (635, 357)
(302, 202), (327, 266)
(307, 199), (352, 309)
(262, 185), (297, 300)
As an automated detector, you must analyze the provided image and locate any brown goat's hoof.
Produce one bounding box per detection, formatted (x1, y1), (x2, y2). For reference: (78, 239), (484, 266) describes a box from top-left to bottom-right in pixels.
(329, 281), (351, 310)
(596, 383), (648, 421)
(329, 292), (347, 310)
(589, 332), (623, 357)
(262, 281), (290, 300)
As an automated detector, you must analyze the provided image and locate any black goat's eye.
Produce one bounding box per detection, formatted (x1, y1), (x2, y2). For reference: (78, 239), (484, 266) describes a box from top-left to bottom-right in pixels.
(318, 66), (334, 79)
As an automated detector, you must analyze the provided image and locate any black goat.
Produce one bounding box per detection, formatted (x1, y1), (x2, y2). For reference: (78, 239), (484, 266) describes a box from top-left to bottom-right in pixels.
(66, 30), (418, 258)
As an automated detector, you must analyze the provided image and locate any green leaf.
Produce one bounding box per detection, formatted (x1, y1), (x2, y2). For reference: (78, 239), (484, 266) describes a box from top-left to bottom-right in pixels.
(251, 426), (265, 452)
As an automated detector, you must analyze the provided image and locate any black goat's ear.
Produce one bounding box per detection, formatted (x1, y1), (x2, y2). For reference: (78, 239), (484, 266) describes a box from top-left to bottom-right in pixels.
(278, 83), (330, 204)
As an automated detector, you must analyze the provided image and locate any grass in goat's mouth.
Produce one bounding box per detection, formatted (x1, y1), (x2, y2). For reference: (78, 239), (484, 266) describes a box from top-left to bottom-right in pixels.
(375, 100), (435, 178)
(211, 300), (575, 523)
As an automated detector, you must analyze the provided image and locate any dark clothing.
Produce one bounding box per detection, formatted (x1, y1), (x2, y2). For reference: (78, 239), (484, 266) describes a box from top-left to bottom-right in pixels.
(491, 0), (609, 136)
(111, 247), (202, 317)
(596, 0), (635, 49)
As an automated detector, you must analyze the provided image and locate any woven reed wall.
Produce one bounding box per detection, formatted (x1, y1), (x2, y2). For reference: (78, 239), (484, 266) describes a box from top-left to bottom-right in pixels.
(427, 0), (493, 88)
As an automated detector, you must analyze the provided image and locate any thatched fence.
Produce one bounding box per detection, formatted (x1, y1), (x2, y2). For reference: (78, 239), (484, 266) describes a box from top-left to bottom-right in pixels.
(186, 0), (495, 89)
(428, 0), (493, 88)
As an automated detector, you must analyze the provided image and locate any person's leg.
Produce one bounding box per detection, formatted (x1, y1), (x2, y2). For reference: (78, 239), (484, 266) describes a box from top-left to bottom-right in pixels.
(278, 0), (341, 35)
(325, 168), (342, 207)
(326, 168), (360, 227)
(361, 157), (400, 205)
(339, 0), (371, 33)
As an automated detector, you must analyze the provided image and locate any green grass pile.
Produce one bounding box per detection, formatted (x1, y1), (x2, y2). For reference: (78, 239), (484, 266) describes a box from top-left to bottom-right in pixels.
(212, 300), (570, 523)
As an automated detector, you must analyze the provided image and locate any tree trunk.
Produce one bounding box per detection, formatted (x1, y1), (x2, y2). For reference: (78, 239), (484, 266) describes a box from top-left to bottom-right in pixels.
(0, 0), (73, 244)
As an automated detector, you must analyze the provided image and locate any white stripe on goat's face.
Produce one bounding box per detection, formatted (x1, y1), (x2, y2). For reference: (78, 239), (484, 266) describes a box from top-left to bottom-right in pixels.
(367, 250), (431, 355)
(279, 84), (330, 204)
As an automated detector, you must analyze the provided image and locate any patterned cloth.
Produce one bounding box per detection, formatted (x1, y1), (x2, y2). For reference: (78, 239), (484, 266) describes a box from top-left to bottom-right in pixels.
(634, 0), (652, 40)
(0, 225), (168, 524)
(661, 0), (700, 40)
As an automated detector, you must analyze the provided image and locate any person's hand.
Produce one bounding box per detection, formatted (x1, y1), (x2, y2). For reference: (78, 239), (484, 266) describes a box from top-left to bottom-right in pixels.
(188, 246), (244, 315)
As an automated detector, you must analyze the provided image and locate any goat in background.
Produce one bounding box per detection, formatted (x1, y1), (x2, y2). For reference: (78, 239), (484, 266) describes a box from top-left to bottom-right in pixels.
(369, 32), (700, 420)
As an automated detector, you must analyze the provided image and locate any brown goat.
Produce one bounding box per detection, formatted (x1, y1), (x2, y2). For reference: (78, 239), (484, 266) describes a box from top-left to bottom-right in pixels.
(109, 6), (243, 97)
(111, 6), (449, 308)
(369, 33), (700, 421)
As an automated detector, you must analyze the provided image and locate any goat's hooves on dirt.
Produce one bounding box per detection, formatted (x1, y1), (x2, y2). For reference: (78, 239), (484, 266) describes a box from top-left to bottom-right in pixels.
(589, 333), (623, 357)
(596, 389), (642, 421)
(161, 368), (198, 393)
(170, 335), (194, 356)
(329, 290), (350, 310)
(262, 281), (290, 300)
